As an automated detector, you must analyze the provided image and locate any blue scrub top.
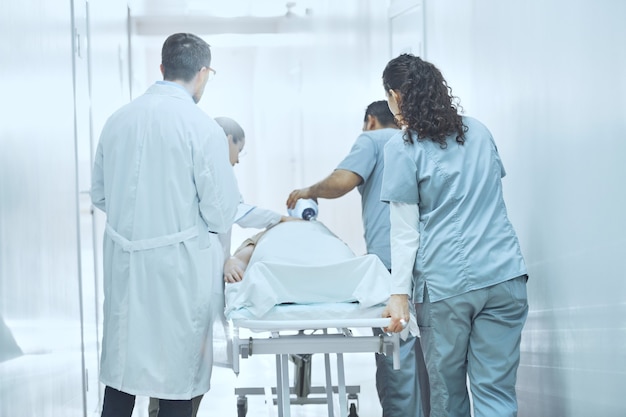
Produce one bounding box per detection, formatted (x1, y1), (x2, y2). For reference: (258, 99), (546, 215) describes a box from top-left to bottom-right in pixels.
(381, 117), (527, 302)
(337, 128), (399, 269)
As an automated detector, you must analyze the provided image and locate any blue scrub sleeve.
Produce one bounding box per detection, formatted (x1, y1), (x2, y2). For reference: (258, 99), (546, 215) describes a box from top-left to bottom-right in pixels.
(488, 135), (507, 178)
(381, 138), (419, 204)
(336, 133), (377, 183)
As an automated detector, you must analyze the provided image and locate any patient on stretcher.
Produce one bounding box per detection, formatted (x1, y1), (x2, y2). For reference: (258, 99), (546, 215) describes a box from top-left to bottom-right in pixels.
(223, 221), (391, 320)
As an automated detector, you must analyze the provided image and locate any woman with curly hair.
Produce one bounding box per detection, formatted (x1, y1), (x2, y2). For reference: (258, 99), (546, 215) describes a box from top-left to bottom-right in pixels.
(380, 53), (528, 417)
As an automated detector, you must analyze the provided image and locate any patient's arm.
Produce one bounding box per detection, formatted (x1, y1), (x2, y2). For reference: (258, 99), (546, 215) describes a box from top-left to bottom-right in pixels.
(223, 243), (255, 283)
(279, 215), (301, 223)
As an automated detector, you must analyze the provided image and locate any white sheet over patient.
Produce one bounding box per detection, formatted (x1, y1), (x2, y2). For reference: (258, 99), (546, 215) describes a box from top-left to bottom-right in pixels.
(225, 221), (391, 319)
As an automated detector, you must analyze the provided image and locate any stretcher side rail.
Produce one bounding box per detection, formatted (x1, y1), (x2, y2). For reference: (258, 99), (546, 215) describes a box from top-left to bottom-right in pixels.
(230, 318), (400, 417)
(239, 333), (396, 357)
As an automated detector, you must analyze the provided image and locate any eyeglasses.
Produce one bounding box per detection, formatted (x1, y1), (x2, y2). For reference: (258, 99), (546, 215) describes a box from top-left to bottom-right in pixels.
(207, 67), (216, 81)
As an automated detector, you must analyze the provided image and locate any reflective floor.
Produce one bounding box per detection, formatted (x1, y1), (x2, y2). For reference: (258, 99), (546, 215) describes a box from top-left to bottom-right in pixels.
(126, 354), (382, 417)
(147, 328), (382, 417)
(196, 349), (381, 417)
(1, 321), (381, 417)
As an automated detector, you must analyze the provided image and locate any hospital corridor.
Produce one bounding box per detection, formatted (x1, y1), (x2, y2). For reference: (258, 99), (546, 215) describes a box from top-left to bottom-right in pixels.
(1, 0), (626, 416)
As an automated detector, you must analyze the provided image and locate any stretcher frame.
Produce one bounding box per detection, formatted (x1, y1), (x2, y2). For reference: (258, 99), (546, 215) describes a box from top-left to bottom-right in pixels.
(230, 317), (399, 417)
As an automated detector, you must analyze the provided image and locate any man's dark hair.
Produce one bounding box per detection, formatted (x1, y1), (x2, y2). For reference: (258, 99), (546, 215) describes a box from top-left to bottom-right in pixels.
(215, 117), (245, 144)
(161, 33), (211, 82)
(364, 100), (397, 128)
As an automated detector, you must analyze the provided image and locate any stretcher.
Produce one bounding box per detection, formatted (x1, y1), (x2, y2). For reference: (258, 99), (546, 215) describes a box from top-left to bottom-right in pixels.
(223, 221), (397, 416)
(229, 303), (400, 417)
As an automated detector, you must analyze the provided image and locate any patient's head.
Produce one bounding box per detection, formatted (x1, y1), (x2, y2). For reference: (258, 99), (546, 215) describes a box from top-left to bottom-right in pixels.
(215, 116), (246, 165)
(363, 100), (398, 132)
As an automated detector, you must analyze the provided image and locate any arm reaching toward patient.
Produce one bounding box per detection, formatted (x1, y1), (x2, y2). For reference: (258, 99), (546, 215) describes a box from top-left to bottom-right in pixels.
(286, 169), (362, 209)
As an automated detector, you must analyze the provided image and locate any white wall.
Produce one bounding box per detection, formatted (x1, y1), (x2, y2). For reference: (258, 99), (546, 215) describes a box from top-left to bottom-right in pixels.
(420, 1), (626, 415)
(0, 0), (85, 414)
(0, 0), (130, 415)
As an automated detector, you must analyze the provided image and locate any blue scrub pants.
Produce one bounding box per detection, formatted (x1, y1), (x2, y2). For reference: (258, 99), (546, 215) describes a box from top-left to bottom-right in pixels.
(101, 386), (192, 417)
(416, 275), (528, 417)
(373, 329), (430, 417)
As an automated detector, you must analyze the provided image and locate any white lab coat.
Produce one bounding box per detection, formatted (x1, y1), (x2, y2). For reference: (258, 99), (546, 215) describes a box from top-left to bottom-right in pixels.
(91, 82), (240, 399)
(234, 202), (282, 229)
(219, 202), (282, 256)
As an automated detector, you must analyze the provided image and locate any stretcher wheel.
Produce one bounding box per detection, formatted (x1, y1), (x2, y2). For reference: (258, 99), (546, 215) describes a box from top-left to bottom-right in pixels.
(348, 402), (358, 417)
(236, 396), (248, 417)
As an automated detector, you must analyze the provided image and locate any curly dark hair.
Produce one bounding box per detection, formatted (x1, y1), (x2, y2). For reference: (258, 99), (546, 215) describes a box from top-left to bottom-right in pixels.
(382, 54), (466, 147)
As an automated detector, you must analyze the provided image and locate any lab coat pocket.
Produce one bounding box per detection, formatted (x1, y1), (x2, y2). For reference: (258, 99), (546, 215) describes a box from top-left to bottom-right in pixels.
(196, 223), (213, 250)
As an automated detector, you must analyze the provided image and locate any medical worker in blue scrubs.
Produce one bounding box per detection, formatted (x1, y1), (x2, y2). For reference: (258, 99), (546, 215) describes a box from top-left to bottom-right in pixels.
(287, 101), (429, 417)
(380, 54), (528, 417)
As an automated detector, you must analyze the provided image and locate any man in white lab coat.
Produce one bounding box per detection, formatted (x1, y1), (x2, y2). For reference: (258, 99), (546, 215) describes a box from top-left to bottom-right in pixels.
(91, 33), (240, 417)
